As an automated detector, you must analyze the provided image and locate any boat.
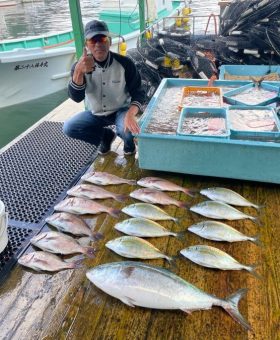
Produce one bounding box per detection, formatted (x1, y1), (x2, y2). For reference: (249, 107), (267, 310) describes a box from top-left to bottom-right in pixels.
(0, 0), (187, 109)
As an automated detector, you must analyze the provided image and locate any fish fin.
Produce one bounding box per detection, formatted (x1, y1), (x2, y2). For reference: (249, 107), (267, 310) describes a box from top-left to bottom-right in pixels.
(109, 209), (121, 218)
(115, 194), (128, 202)
(183, 188), (199, 197)
(120, 296), (136, 307)
(251, 234), (262, 247)
(84, 246), (97, 258)
(91, 232), (104, 242)
(223, 288), (252, 331)
(178, 201), (191, 209)
(247, 264), (262, 280)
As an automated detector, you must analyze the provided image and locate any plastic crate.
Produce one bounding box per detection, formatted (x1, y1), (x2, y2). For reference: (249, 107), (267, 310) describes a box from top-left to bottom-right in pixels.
(178, 86), (223, 110)
(228, 105), (280, 141)
(223, 83), (280, 106)
(219, 65), (280, 81)
(177, 107), (229, 138)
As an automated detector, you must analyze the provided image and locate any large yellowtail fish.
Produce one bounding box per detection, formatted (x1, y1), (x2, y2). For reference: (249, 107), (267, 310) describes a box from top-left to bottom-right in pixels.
(115, 218), (185, 238)
(180, 245), (260, 278)
(106, 236), (172, 262)
(45, 212), (102, 240)
(18, 251), (83, 272)
(122, 203), (178, 222)
(54, 197), (120, 218)
(200, 187), (261, 209)
(188, 220), (259, 244)
(67, 183), (127, 202)
(30, 231), (96, 257)
(190, 200), (258, 222)
(86, 261), (251, 331)
(137, 177), (196, 197)
(81, 171), (136, 186)
(130, 188), (189, 208)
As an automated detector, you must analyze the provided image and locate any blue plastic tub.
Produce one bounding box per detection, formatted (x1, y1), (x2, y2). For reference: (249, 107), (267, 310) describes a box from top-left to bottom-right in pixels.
(228, 105), (280, 141)
(177, 107), (229, 138)
(137, 78), (280, 184)
(223, 83), (280, 106)
(219, 65), (280, 81)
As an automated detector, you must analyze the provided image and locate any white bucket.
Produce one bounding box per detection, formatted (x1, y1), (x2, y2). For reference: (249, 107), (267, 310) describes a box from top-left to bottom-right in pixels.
(0, 200), (8, 254)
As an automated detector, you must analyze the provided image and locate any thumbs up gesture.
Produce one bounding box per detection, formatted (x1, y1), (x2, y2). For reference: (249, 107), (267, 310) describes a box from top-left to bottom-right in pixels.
(76, 47), (95, 74)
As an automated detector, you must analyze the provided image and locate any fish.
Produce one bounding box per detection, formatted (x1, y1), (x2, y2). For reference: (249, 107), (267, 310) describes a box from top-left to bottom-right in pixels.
(67, 183), (127, 202)
(130, 188), (189, 208)
(81, 171), (136, 186)
(54, 197), (120, 218)
(114, 218), (186, 238)
(200, 187), (261, 209)
(188, 220), (260, 244)
(30, 231), (96, 257)
(137, 177), (196, 197)
(180, 245), (260, 278)
(18, 251), (83, 272)
(190, 200), (258, 222)
(86, 261), (251, 331)
(45, 212), (102, 240)
(122, 203), (178, 222)
(106, 236), (172, 262)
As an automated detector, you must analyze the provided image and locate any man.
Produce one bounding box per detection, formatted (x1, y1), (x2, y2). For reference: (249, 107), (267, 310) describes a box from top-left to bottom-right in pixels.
(63, 19), (145, 155)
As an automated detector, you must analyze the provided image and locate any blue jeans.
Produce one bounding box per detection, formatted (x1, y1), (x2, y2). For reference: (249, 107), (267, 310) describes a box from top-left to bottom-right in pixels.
(63, 107), (135, 152)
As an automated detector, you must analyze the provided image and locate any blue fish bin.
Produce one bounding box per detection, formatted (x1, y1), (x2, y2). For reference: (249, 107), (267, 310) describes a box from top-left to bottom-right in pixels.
(219, 65), (280, 81)
(137, 78), (280, 184)
(223, 83), (280, 106)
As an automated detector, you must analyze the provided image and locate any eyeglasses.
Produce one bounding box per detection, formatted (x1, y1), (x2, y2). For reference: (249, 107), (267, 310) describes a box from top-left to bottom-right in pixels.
(87, 36), (109, 45)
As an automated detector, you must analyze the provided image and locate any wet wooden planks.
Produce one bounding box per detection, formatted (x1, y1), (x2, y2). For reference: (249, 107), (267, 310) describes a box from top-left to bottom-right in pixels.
(0, 140), (280, 340)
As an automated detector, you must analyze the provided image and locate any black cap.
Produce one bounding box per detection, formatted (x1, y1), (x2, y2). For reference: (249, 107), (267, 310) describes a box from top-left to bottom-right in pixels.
(84, 20), (110, 39)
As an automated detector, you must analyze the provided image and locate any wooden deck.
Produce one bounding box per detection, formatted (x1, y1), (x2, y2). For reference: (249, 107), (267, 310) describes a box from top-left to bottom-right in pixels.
(0, 99), (279, 339)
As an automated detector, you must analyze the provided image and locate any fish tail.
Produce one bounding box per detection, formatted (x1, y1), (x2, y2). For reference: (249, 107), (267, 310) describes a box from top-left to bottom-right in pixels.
(115, 194), (128, 202)
(109, 208), (121, 218)
(253, 203), (265, 210)
(250, 234), (262, 246)
(223, 288), (252, 331)
(250, 216), (262, 226)
(176, 229), (188, 240)
(91, 232), (104, 241)
(247, 264), (262, 280)
(166, 255), (178, 271)
(84, 246), (97, 258)
(69, 258), (85, 269)
(182, 188), (198, 197)
(177, 201), (191, 209)
(127, 179), (137, 185)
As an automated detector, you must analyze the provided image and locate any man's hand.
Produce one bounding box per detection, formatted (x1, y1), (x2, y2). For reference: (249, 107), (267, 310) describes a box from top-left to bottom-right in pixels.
(73, 47), (95, 84)
(124, 105), (140, 135)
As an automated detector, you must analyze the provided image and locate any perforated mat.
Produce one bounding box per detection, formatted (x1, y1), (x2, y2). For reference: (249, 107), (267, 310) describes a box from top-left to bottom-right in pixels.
(0, 121), (97, 224)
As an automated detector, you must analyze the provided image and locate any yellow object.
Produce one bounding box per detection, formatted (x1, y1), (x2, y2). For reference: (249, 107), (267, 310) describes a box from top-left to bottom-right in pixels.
(118, 41), (127, 56)
(182, 17), (189, 23)
(175, 18), (182, 27)
(145, 30), (152, 40)
(163, 56), (172, 68)
(182, 7), (191, 15)
(172, 58), (181, 70)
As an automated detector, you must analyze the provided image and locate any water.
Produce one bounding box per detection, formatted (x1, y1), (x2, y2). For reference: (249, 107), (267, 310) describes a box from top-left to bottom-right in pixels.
(0, 0), (219, 149)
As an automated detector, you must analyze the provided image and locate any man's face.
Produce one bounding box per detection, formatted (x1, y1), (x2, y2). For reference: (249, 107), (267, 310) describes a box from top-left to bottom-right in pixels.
(86, 34), (111, 62)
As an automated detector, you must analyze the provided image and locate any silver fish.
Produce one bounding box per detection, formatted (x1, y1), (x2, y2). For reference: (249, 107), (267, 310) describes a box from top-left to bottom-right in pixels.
(86, 261), (251, 331)
(190, 200), (258, 222)
(45, 212), (102, 240)
(81, 171), (136, 186)
(200, 187), (261, 209)
(130, 188), (188, 208)
(18, 251), (83, 272)
(30, 231), (95, 257)
(106, 236), (172, 262)
(137, 177), (196, 197)
(54, 197), (120, 218)
(180, 245), (259, 278)
(114, 218), (185, 238)
(188, 220), (259, 244)
(122, 203), (178, 222)
(67, 183), (127, 202)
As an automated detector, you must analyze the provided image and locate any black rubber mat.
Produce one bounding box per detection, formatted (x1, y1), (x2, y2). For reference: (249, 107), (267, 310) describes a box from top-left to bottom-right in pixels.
(0, 121), (97, 224)
(0, 224), (36, 285)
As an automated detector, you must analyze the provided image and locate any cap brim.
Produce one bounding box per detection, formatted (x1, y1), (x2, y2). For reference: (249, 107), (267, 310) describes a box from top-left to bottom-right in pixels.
(86, 31), (110, 39)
